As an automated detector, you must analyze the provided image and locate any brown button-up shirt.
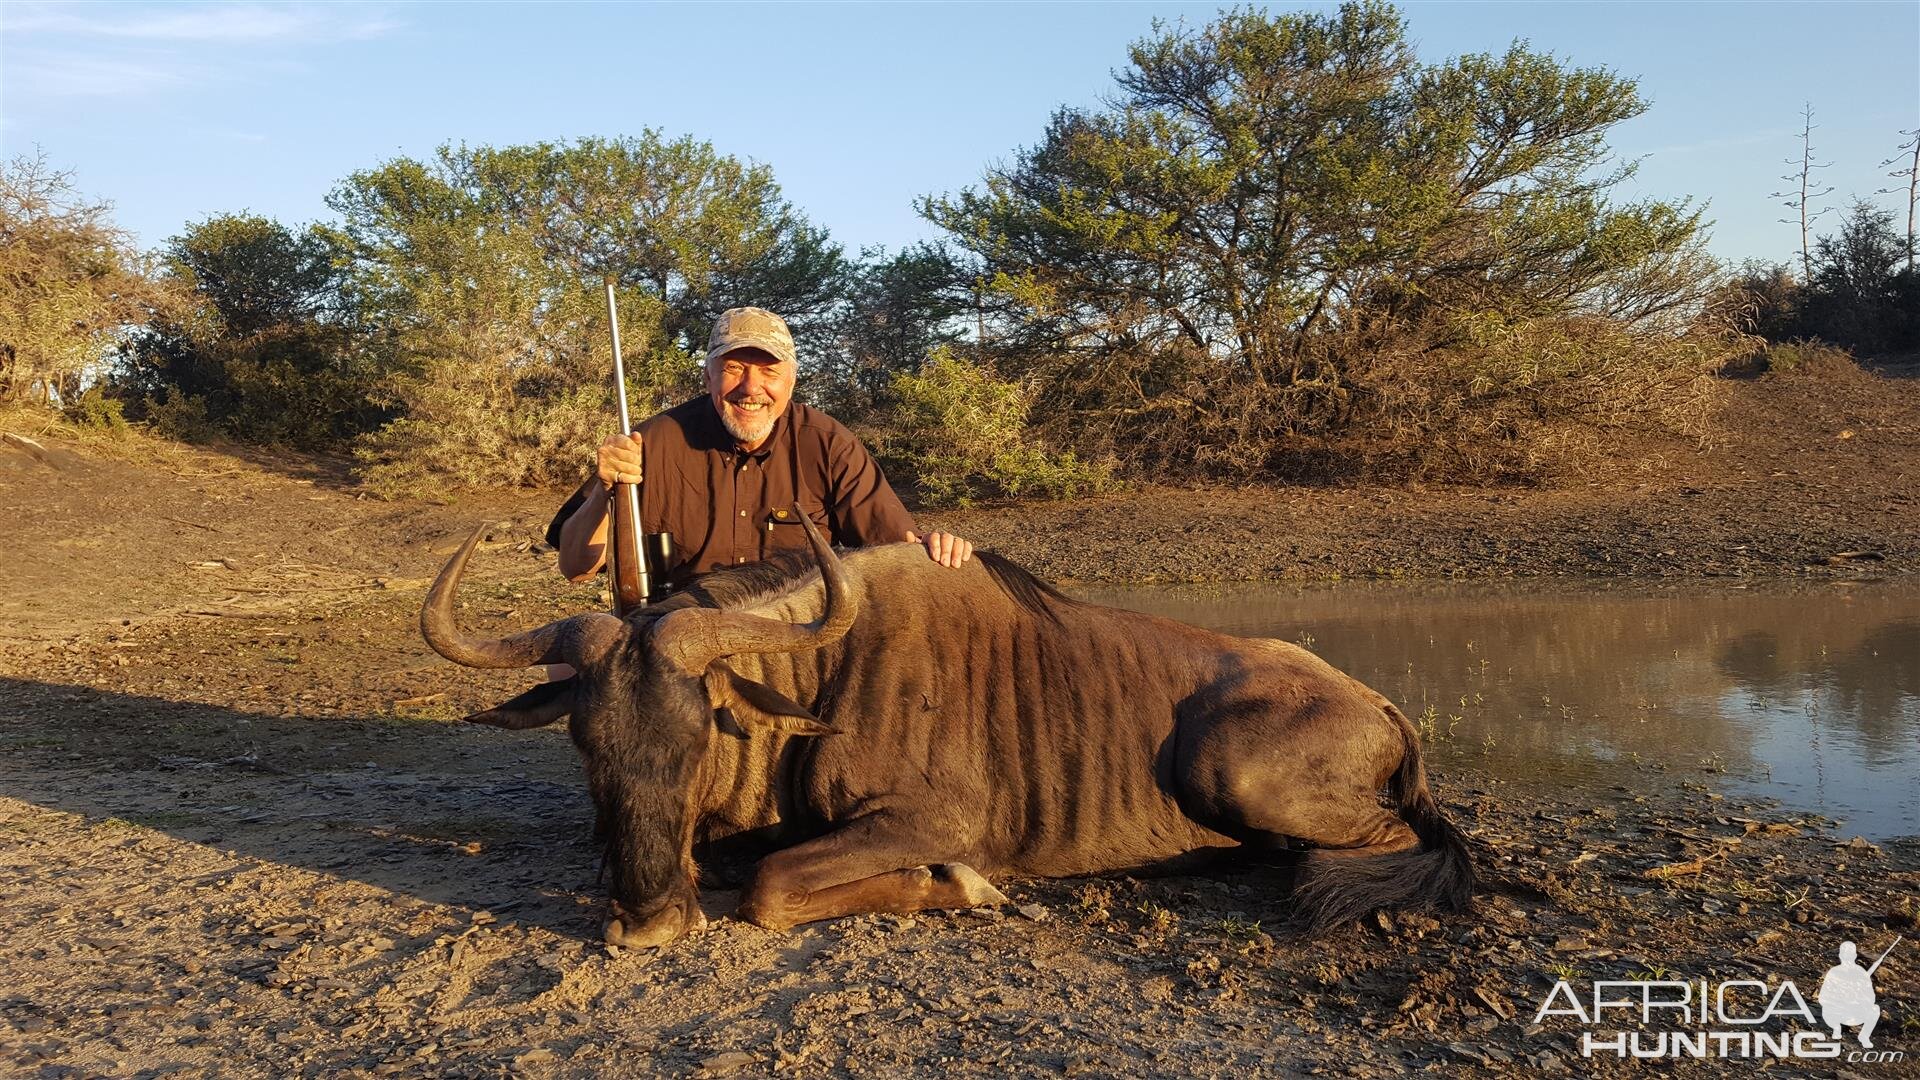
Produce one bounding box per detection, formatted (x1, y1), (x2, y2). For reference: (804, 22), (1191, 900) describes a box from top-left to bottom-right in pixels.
(547, 397), (917, 592)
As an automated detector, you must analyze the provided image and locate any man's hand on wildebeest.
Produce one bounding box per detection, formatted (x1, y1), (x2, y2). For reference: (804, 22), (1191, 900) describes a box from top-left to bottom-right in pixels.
(906, 530), (973, 569)
(597, 432), (644, 488)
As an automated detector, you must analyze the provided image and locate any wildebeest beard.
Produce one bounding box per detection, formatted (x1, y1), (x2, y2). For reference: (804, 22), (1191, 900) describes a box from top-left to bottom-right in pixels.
(574, 666), (711, 923)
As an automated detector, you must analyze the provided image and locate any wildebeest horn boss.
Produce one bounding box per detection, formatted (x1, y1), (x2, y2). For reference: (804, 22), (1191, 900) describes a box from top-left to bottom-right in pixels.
(422, 513), (1472, 947)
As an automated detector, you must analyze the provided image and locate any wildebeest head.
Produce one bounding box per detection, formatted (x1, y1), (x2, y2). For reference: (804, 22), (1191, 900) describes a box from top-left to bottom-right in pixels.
(419, 515), (857, 947)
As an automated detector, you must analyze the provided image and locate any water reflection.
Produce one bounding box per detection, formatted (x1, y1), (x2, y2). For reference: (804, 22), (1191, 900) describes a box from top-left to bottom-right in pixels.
(1074, 580), (1920, 840)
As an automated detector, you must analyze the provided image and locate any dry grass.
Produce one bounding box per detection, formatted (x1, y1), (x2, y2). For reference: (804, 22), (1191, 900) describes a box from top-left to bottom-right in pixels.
(0, 401), (218, 475)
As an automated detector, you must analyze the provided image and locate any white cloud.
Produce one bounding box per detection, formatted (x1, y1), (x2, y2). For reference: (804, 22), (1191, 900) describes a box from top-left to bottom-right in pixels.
(7, 53), (190, 97)
(5, 3), (400, 44)
(1, 3), (401, 99)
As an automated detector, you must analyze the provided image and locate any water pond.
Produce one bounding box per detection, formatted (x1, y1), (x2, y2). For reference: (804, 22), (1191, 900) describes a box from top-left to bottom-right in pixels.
(1075, 578), (1920, 840)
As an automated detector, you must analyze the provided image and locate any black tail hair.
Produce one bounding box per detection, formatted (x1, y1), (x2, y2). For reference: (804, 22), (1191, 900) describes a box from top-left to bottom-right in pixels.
(1289, 702), (1475, 931)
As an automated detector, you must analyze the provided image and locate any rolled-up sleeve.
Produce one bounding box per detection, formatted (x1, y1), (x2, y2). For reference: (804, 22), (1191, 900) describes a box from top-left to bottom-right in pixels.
(824, 424), (917, 545)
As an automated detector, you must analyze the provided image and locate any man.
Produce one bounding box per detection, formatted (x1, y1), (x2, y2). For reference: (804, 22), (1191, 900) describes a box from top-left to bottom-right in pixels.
(1818, 940), (1883, 1049)
(549, 305), (972, 601)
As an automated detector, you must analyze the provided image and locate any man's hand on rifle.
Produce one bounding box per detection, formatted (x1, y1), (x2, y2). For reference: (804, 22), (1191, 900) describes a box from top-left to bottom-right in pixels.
(597, 432), (644, 489)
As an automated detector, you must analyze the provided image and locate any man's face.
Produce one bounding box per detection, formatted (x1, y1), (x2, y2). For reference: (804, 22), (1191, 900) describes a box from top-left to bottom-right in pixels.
(706, 347), (795, 449)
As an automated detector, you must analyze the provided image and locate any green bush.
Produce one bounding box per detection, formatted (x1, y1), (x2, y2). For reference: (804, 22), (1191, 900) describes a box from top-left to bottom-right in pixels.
(60, 385), (129, 433)
(354, 380), (637, 498)
(884, 349), (1115, 507)
(141, 388), (221, 443)
(1757, 340), (1859, 378)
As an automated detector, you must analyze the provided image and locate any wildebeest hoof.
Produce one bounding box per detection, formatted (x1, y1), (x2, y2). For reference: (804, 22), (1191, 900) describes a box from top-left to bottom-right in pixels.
(933, 863), (1007, 908)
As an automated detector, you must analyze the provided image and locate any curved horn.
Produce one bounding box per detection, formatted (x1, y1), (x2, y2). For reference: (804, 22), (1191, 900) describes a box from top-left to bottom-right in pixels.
(422, 525), (579, 669)
(653, 508), (858, 675)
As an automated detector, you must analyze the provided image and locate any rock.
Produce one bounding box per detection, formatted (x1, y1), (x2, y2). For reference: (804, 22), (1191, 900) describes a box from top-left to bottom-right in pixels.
(1016, 904), (1051, 923)
(512, 1048), (556, 1067)
(697, 1051), (758, 1075)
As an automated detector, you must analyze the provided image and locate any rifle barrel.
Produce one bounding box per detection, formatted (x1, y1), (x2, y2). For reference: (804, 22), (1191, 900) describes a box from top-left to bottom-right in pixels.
(604, 280), (632, 433)
(1866, 935), (1901, 977)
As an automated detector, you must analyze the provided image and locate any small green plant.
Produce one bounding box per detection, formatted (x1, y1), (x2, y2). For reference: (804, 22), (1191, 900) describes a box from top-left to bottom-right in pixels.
(1134, 899), (1178, 934)
(1216, 915), (1263, 941)
(1414, 706), (1461, 744)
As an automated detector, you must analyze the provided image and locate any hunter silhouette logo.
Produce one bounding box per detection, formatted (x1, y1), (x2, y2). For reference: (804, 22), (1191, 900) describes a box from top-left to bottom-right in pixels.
(1820, 937), (1898, 1049)
(1531, 934), (1904, 1063)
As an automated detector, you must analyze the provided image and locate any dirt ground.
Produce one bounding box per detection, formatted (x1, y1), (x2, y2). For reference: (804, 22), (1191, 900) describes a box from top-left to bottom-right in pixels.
(2, 362), (1917, 1077)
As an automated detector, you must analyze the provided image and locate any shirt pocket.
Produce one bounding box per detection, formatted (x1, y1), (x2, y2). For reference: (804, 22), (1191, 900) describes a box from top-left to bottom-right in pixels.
(763, 502), (828, 554)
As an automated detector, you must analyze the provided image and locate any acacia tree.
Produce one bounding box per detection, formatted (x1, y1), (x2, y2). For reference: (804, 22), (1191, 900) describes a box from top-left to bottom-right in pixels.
(0, 153), (165, 405)
(921, 2), (1717, 475)
(117, 214), (388, 446)
(328, 134), (849, 490)
(814, 242), (972, 414)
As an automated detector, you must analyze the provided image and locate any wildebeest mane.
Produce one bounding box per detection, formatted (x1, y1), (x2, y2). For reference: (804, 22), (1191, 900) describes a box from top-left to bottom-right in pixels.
(975, 550), (1076, 626)
(662, 549), (821, 614)
(642, 546), (1077, 626)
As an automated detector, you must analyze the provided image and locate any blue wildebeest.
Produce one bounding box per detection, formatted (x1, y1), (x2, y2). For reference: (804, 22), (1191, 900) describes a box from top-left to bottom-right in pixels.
(421, 516), (1471, 946)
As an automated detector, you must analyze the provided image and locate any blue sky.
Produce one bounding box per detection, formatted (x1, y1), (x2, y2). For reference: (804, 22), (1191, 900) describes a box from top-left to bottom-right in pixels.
(3, 1), (1916, 266)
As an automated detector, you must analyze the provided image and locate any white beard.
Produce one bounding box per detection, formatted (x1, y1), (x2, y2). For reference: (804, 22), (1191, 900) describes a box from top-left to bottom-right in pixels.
(719, 404), (778, 446)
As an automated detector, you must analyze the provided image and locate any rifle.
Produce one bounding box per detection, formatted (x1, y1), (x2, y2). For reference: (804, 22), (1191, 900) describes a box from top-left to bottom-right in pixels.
(1866, 935), (1901, 977)
(603, 279), (649, 615)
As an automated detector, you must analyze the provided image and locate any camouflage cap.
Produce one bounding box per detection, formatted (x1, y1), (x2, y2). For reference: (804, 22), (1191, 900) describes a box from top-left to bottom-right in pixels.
(706, 307), (796, 366)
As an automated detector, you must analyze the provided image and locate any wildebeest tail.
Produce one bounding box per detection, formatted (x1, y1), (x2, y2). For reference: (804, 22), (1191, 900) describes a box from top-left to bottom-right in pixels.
(1290, 701), (1475, 931)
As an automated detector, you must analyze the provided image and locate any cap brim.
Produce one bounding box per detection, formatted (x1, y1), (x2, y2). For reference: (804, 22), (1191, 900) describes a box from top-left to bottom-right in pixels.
(706, 335), (796, 366)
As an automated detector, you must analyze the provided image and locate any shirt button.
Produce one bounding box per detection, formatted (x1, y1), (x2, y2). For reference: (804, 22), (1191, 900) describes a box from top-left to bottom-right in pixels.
(738, 509), (748, 517)
(737, 557), (746, 563)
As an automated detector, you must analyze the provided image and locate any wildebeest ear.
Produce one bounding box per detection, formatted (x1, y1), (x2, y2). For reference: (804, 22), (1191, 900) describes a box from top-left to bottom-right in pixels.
(465, 678), (574, 729)
(703, 664), (839, 736)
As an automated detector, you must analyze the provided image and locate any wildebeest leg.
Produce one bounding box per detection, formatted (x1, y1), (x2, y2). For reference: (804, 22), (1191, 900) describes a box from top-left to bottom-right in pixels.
(737, 813), (1004, 930)
(1177, 693), (1419, 858)
(748, 864), (1006, 929)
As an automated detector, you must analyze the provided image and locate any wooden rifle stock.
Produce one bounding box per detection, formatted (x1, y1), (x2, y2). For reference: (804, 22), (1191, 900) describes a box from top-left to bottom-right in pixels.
(602, 279), (650, 615)
(608, 481), (646, 615)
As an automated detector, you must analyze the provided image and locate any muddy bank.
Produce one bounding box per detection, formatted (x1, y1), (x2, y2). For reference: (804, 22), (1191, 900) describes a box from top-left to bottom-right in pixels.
(926, 364), (1920, 584)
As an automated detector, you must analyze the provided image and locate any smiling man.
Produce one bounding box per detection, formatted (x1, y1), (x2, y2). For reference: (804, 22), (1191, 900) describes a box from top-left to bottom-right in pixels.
(549, 306), (972, 600)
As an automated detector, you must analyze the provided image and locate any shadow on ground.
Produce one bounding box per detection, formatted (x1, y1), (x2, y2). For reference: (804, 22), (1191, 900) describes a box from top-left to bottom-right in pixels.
(0, 676), (612, 940)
